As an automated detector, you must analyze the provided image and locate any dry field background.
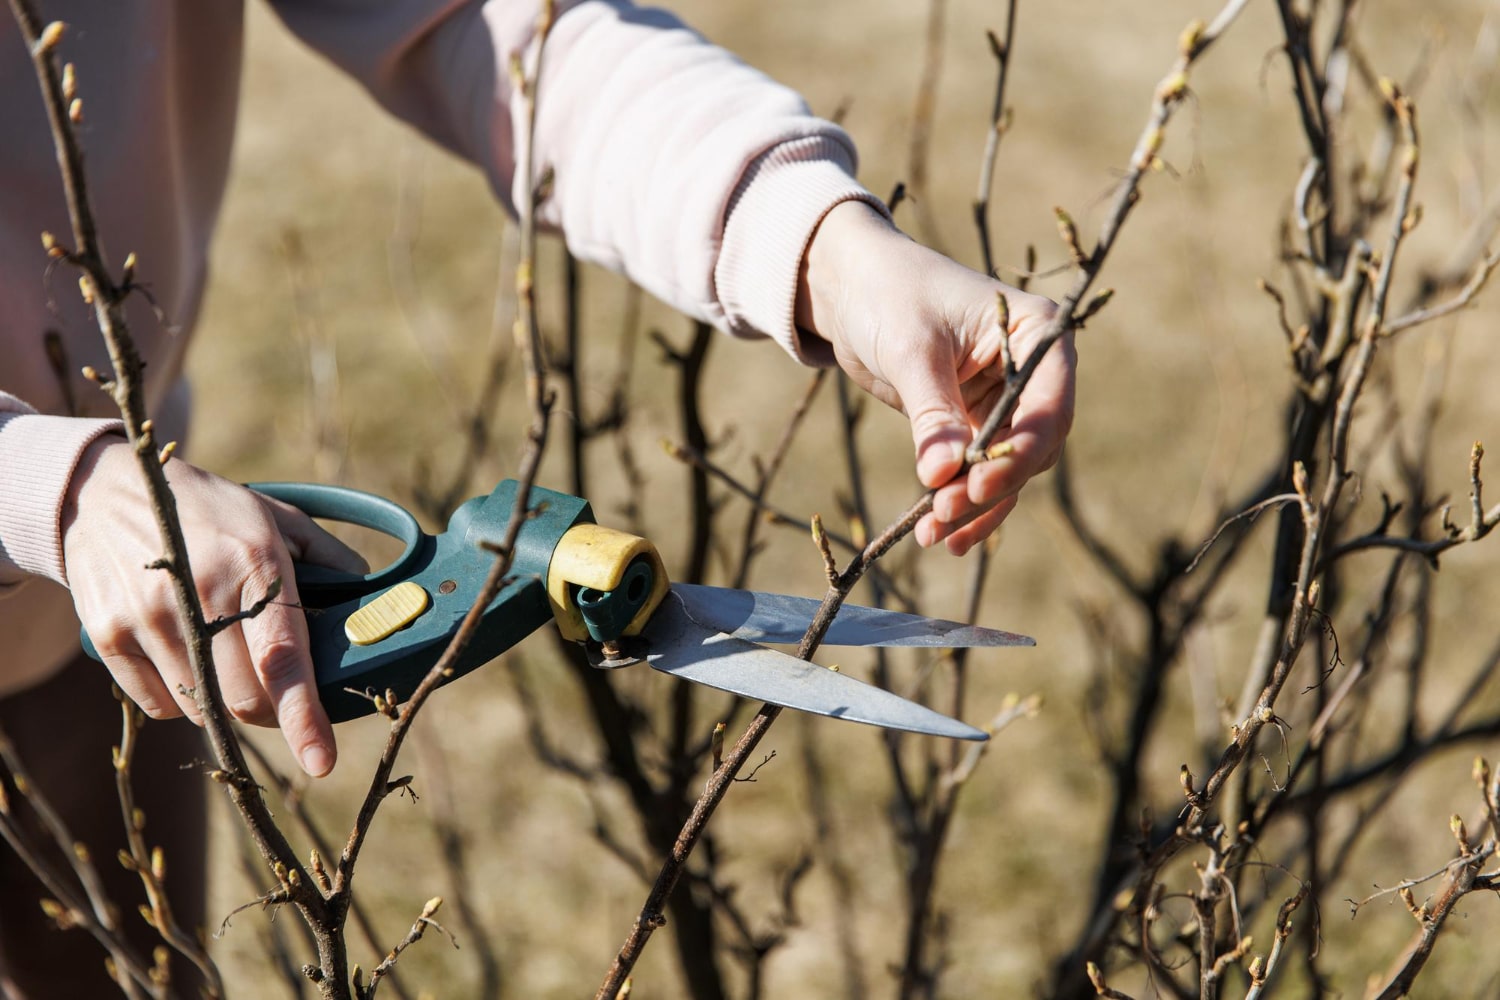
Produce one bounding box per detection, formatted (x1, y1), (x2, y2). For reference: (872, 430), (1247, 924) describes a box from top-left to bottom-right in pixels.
(183, 1), (1500, 996)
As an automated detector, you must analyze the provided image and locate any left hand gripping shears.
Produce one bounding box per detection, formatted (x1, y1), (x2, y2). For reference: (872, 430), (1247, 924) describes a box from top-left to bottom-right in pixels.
(84, 480), (1033, 740)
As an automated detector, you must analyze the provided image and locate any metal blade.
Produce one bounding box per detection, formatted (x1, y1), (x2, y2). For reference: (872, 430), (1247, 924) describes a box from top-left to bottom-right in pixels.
(669, 582), (1035, 649)
(641, 591), (988, 741)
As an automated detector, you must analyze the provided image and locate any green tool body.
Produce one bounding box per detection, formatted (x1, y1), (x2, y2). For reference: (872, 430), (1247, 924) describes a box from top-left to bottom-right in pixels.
(291, 479), (596, 722)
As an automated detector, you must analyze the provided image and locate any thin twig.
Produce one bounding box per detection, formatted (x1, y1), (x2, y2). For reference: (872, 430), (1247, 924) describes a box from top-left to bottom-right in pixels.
(112, 695), (225, 995)
(972, 0), (1019, 278)
(361, 897), (457, 1000)
(0, 728), (156, 997)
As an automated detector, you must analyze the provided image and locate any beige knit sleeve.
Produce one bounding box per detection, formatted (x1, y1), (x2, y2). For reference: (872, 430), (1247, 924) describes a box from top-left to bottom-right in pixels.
(0, 392), (124, 588)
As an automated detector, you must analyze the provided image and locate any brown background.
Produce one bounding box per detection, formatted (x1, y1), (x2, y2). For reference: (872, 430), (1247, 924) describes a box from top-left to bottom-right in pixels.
(192, 1), (1500, 995)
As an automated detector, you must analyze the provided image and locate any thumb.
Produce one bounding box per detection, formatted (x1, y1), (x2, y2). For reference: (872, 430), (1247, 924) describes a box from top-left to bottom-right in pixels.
(887, 344), (972, 489)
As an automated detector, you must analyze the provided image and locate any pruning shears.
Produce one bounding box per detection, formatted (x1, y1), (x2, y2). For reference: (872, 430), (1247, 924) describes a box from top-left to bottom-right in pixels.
(84, 480), (1033, 740)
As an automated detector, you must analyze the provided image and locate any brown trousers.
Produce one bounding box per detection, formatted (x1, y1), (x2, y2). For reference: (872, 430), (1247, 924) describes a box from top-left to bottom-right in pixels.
(0, 653), (207, 999)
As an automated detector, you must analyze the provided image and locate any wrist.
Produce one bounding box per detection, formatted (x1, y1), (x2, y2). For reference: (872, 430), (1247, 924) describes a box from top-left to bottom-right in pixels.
(62, 435), (131, 556)
(795, 199), (899, 342)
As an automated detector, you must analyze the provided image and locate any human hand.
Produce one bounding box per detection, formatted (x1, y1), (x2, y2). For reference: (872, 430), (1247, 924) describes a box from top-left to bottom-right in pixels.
(796, 200), (1076, 555)
(61, 439), (369, 776)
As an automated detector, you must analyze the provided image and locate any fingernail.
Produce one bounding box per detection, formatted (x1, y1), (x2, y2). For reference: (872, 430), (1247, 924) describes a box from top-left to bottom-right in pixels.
(300, 744), (335, 778)
(917, 442), (966, 487)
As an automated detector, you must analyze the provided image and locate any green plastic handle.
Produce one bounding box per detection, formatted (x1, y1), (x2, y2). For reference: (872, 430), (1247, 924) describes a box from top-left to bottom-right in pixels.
(248, 482), (425, 600)
(81, 480), (595, 723)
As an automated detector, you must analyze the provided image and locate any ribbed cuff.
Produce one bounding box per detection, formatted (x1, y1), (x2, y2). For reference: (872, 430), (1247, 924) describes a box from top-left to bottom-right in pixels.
(0, 412), (125, 586)
(715, 135), (891, 367)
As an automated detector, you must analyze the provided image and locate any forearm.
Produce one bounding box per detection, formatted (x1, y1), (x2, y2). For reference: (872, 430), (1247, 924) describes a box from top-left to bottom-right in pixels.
(272, 0), (883, 353)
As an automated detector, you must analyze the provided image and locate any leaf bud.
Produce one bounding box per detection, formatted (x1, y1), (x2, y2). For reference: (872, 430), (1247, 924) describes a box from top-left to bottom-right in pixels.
(36, 21), (66, 55)
(1177, 19), (1205, 57)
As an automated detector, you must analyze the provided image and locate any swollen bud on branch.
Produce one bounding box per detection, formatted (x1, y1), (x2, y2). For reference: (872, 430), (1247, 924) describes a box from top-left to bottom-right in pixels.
(1077, 288), (1114, 325)
(1451, 813), (1471, 853)
(39, 899), (76, 929)
(1403, 204), (1423, 234)
(710, 721), (725, 772)
(309, 849), (331, 893)
(1156, 70), (1189, 105)
(984, 441), (1016, 462)
(34, 21), (65, 56)
(994, 290), (1010, 333)
(1054, 206), (1087, 266)
(1178, 18), (1205, 58)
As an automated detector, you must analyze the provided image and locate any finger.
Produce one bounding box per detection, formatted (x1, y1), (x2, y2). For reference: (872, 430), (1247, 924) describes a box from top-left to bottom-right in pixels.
(915, 511), (940, 548)
(883, 337), (972, 489)
(923, 488), (995, 549)
(932, 479), (978, 525)
(212, 622), (277, 727)
(969, 337), (1076, 506)
(261, 498), (371, 575)
(129, 616), (207, 725)
(944, 494), (1020, 556)
(239, 563), (336, 777)
(101, 649), (183, 722)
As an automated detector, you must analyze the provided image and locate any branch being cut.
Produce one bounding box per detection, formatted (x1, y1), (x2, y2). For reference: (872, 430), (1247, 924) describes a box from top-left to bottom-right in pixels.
(595, 6), (1252, 995)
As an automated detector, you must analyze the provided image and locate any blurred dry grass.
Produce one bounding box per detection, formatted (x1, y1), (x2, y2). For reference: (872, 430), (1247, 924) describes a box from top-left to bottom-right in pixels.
(194, 1), (1500, 996)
